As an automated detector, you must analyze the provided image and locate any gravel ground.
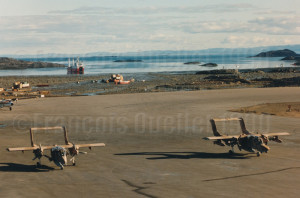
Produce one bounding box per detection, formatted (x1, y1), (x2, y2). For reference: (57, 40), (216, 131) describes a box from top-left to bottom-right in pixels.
(0, 67), (299, 98)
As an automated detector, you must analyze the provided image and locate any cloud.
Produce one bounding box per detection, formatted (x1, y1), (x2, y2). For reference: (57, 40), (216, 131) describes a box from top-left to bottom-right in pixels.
(0, 15), (139, 36)
(48, 3), (256, 15)
(221, 35), (295, 47)
(171, 15), (300, 36)
(254, 10), (296, 15)
(174, 20), (247, 34)
(248, 16), (300, 35)
(0, 2), (299, 54)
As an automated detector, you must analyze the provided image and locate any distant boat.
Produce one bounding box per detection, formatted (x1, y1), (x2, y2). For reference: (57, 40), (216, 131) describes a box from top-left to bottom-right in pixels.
(67, 57), (84, 74)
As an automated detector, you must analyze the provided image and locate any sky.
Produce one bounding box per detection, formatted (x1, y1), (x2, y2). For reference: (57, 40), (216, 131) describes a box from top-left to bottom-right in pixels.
(0, 0), (299, 55)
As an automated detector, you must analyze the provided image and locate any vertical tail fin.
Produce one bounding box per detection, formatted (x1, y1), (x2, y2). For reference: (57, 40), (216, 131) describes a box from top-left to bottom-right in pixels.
(239, 118), (250, 134)
(210, 119), (222, 136)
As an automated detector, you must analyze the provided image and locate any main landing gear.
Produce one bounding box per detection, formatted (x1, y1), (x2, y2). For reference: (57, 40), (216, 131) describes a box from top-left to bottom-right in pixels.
(256, 152), (261, 157)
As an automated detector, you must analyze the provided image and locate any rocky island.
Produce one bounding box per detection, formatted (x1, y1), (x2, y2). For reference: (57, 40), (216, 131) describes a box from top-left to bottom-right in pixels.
(251, 49), (300, 65)
(184, 61), (200, 65)
(0, 57), (66, 70)
(281, 55), (300, 61)
(252, 49), (298, 57)
(293, 62), (300, 66)
(200, 63), (218, 67)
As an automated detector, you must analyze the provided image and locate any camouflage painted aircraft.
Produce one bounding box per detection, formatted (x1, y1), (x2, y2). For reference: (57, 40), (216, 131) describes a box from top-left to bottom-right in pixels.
(0, 99), (14, 111)
(204, 118), (289, 156)
(7, 126), (105, 169)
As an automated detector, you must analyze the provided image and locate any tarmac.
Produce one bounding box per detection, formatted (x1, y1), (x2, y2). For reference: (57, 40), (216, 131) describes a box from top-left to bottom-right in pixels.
(0, 87), (299, 197)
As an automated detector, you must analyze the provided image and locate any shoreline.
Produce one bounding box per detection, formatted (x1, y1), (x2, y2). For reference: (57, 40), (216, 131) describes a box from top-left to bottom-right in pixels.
(230, 101), (300, 118)
(0, 66), (299, 76)
(0, 66), (299, 98)
(0, 85), (300, 197)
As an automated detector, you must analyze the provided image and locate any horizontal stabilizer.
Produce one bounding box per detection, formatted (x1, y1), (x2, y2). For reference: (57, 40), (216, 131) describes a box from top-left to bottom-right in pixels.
(30, 126), (64, 131)
(212, 118), (242, 122)
(203, 135), (239, 140)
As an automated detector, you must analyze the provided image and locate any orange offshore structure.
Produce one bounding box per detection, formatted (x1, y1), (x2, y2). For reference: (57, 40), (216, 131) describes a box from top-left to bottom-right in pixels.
(7, 126), (105, 169)
(67, 57), (84, 74)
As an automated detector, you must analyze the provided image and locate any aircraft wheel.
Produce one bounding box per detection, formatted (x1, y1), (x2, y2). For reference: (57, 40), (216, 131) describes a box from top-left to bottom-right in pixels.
(36, 162), (41, 168)
(256, 152), (261, 157)
(9, 107), (12, 111)
(72, 162), (76, 166)
(229, 150), (234, 154)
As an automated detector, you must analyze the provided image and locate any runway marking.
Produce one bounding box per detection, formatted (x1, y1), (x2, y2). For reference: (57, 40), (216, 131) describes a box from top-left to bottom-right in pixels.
(203, 166), (300, 182)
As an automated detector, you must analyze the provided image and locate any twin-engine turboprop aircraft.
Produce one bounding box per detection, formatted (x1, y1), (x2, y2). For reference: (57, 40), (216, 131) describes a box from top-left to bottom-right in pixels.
(0, 99), (14, 111)
(204, 118), (289, 156)
(7, 126), (105, 169)
(6, 118), (290, 171)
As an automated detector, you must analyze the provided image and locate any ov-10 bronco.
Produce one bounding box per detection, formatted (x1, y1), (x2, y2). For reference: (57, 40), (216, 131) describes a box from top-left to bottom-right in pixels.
(0, 99), (14, 111)
(204, 118), (289, 156)
(7, 126), (105, 169)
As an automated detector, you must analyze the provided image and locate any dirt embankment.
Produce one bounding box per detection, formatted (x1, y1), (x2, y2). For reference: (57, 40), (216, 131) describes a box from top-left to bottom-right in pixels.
(231, 102), (300, 118)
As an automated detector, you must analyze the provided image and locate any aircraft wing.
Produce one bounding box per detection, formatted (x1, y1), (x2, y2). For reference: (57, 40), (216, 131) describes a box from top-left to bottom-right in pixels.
(260, 132), (290, 137)
(61, 143), (106, 149)
(7, 143), (105, 152)
(204, 132), (289, 141)
(38, 143), (106, 150)
(203, 135), (239, 140)
(7, 146), (39, 152)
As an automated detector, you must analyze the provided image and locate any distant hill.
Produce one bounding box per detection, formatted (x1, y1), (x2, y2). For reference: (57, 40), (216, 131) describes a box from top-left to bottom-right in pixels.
(3, 44), (300, 58)
(252, 49), (298, 57)
(0, 57), (65, 70)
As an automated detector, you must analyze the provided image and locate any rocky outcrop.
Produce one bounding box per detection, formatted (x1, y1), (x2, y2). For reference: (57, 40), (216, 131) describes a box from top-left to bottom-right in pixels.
(0, 57), (65, 70)
(293, 62), (300, 66)
(184, 61), (200, 65)
(196, 69), (237, 75)
(252, 49), (298, 57)
(281, 56), (300, 61)
(200, 63), (218, 67)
